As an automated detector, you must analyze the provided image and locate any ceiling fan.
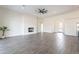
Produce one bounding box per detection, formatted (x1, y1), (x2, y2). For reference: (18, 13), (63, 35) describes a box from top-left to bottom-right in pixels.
(36, 8), (48, 14)
(22, 5), (48, 14)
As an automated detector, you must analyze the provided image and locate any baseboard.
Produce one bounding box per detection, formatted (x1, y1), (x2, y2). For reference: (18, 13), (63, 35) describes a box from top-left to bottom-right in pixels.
(24, 32), (37, 36)
(5, 32), (38, 38)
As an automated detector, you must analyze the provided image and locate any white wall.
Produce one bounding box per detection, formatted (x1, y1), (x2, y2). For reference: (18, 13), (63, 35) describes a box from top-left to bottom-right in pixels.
(0, 7), (37, 37)
(43, 17), (55, 33)
(43, 16), (65, 33)
(24, 14), (37, 35)
(37, 17), (43, 32)
(64, 18), (79, 36)
(0, 7), (24, 37)
(43, 10), (79, 36)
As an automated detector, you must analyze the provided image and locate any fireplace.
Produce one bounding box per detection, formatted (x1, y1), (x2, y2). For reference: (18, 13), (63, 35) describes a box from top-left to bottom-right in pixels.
(28, 27), (34, 32)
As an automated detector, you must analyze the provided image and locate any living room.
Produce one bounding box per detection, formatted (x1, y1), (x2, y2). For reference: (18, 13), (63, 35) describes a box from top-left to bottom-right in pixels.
(0, 5), (79, 54)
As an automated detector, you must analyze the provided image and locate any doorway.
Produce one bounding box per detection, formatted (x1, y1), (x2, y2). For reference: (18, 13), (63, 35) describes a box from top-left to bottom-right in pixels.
(41, 23), (43, 32)
(76, 23), (79, 36)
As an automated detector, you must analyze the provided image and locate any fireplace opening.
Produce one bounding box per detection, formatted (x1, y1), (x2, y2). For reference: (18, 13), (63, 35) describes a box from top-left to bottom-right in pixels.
(28, 27), (34, 32)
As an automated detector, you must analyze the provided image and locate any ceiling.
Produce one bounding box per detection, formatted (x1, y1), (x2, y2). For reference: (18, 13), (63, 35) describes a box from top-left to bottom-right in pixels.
(1, 5), (79, 18)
